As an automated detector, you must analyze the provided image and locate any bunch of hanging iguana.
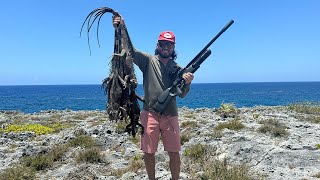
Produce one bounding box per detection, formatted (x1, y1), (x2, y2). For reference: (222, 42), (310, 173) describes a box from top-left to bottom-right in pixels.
(80, 7), (143, 137)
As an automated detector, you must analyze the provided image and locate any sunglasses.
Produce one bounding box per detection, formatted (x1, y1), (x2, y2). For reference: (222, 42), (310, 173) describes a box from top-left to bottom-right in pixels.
(158, 41), (174, 48)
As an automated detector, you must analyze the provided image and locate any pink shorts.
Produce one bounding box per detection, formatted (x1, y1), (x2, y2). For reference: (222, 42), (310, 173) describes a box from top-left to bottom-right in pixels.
(140, 110), (181, 153)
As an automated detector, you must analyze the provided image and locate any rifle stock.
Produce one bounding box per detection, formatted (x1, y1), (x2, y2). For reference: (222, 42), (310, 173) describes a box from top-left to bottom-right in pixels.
(152, 20), (234, 114)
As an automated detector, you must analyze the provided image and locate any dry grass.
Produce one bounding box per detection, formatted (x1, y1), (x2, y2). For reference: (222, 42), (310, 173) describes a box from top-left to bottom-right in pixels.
(181, 120), (198, 129)
(257, 119), (288, 137)
(69, 135), (96, 148)
(183, 112), (197, 119)
(22, 154), (54, 171)
(129, 136), (140, 146)
(76, 147), (104, 163)
(0, 164), (35, 180)
(115, 120), (128, 134)
(183, 143), (262, 180)
(295, 114), (320, 124)
(71, 113), (91, 120)
(181, 131), (192, 145)
(214, 119), (245, 131)
(201, 159), (262, 180)
(127, 154), (144, 172)
(0, 131), (102, 179)
(289, 103), (320, 124)
(22, 143), (69, 171)
(289, 103), (320, 115)
(209, 130), (223, 139)
(183, 143), (209, 162)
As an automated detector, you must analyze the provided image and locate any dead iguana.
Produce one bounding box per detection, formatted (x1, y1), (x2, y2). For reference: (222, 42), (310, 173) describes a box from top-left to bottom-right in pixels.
(80, 7), (143, 137)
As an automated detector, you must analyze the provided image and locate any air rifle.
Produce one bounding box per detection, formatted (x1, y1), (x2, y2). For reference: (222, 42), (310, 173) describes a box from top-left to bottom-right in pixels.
(152, 20), (234, 114)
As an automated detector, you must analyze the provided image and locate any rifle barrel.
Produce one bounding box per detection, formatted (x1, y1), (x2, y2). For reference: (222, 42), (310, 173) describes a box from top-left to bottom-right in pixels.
(185, 20), (234, 68)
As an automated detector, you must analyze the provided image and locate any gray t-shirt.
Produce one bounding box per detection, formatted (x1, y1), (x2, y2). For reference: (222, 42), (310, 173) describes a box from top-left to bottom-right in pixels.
(133, 49), (190, 115)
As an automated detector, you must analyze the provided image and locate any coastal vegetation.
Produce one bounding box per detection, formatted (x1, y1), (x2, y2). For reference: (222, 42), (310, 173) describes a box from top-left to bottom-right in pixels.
(180, 120), (199, 145)
(289, 102), (320, 115)
(216, 103), (240, 118)
(0, 111), (74, 135)
(180, 131), (192, 145)
(129, 136), (140, 145)
(69, 134), (97, 148)
(257, 119), (288, 137)
(3, 124), (54, 135)
(183, 112), (197, 119)
(289, 102), (320, 123)
(76, 147), (104, 163)
(214, 119), (245, 131)
(0, 130), (105, 180)
(0, 105), (319, 179)
(181, 120), (198, 129)
(183, 143), (262, 179)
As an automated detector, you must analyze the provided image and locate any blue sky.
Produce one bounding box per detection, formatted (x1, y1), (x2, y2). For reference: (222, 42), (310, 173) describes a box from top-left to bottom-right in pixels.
(1, 0), (319, 85)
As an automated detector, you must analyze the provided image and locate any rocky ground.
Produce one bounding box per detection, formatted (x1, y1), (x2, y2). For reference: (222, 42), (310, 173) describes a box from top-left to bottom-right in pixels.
(0, 105), (320, 180)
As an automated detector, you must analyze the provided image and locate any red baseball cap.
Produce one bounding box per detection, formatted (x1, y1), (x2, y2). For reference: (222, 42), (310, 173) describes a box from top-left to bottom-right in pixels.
(158, 31), (175, 43)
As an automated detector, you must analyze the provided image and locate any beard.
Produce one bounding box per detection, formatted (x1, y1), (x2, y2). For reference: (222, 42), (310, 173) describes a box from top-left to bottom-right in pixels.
(158, 52), (171, 58)
(158, 49), (172, 59)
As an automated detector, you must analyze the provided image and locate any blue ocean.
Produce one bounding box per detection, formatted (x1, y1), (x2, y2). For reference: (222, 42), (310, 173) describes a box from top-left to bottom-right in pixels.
(0, 82), (319, 113)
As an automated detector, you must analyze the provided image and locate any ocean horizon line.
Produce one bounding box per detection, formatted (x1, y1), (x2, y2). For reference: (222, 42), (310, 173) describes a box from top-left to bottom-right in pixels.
(1, 81), (319, 86)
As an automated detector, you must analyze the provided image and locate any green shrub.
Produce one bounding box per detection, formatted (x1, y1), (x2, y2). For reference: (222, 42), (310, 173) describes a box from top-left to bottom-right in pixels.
(2, 142), (70, 176)
(295, 114), (320, 124)
(129, 136), (140, 145)
(183, 143), (209, 161)
(306, 116), (320, 123)
(183, 148), (263, 180)
(115, 121), (127, 133)
(69, 135), (96, 148)
(215, 119), (245, 131)
(183, 113), (197, 119)
(181, 121), (198, 129)
(201, 159), (260, 180)
(289, 103), (320, 115)
(0, 165), (35, 180)
(258, 119), (288, 137)
(253, 113), (260, 119)
(76, 147), (104, 163)
(71, 113), (90, 120)
(22, 154), (54, 171)
(316, 144), (320, 149)
(127, 154), (144, 172)
(216, 103), (240, 118)
(50, 144), (69, 161)
(181, 131), (192, 145)
(210, 130), (223, 139)
(48, 122), (67, 133)
(0, 134), (95, 177)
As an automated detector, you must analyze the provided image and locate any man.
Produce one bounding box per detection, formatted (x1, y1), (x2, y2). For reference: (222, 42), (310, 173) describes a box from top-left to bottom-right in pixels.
(113, 16), (194, 180)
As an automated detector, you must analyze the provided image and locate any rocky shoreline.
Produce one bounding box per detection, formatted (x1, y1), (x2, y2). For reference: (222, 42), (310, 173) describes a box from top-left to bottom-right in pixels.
(0, 105), (320, 180)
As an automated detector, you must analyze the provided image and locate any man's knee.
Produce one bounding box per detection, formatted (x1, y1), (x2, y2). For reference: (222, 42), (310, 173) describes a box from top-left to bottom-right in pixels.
(168, 152), (180, 159)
